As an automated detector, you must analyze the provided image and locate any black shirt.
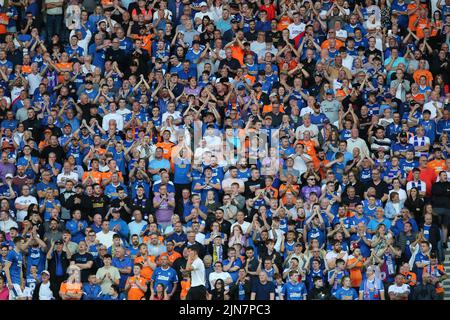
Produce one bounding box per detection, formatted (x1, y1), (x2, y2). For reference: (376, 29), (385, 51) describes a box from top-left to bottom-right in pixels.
(71, 252), (94, 282)
(367, 180), (389, 202)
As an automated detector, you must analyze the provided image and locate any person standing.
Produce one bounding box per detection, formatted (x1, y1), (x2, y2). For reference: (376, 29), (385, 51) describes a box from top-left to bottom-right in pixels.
(4, 237), (25, 300)
(184, 245), (206, 300)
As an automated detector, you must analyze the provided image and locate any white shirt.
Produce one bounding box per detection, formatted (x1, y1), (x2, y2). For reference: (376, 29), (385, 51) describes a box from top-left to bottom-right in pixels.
(287, 22), (306, 39)
(423, 100), (443, 120)
(325, 250), (349, 266)
(388, 283), (410, 295)
(0, 218), (18, 233)
(209, 271), (232, 289)
(191, 257), (206, 287)
(406, 180), (427, 193)
(96, 230), (116, 248)
(335, 28), (348, 40)
(27, 73), (42, 95)
(102, 112), (124, 131)
(162, 110), (182, 124)
(195, 232), (206, 245)
(57, 171), (79, 187)
(295, 123), (319, 140)
(231, 221), (251, 235)
(389, 188), (407, 203)
(15, 195), (38, 222)
(38, 282), (54, 300)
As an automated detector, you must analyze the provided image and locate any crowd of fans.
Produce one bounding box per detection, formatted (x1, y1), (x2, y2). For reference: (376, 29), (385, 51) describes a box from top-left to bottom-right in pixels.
(0, 0), (449, 301)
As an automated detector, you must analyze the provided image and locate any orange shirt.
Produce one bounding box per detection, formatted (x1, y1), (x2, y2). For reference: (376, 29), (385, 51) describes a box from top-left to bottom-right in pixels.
(264, 186), (279, 199)
(262, 104), (285, 114)
(320, 39), (344, 50)
(230, 44), (245, 66)
(101, 170), (124, 183)
(423, 264), (446, 293)
(347, 257), (365, 287)
(134, 255), (156, 281)
(158, 251), (182, 265)
(21, 65), (32, 74)
(0, 13), (8, 34)
(279, 183), (300, 204)
(156, 141), (175, 161)
(244, 74), (256, 85)
(401, 271), (417, 287)
(59, 282), (82, 300)
(56, 62), (73, 72)
(411, 92), (425, 104)
(82, 170), (103, 185)
(297, 140), (317, 158)
(180, 279), (191, 299)
(415, 18), (430, 39)
(125, 275), (147, 300)
(277, 16), (292, 31)
(428, 160), (447, 175)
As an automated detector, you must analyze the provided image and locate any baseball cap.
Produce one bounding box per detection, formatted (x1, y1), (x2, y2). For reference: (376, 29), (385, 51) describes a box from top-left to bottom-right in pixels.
(237, 85), (246, 90)
(199, 1), (207, 6)
(41, 270), (50, 276)
(64, 123), (72, 128)
(231, 18), (238, 23)
(55, 240), (63, 245)
(399, 132), (408, 138)
(5, 173), (13, 179)
(384, 93), (393, 99)
(326, 89), (334, 95)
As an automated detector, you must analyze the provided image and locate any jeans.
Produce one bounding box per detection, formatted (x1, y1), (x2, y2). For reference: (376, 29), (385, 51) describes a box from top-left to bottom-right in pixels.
(46, 14), (63, 41)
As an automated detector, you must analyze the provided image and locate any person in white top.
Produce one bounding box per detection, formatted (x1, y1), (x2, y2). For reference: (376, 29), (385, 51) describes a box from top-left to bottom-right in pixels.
(287, 11), (305, 39)
(295, 114), (319, 140)
(423, 91), (443, 120)
(388, 274), (410, 300)
(0, 210), (18, 234)
(56, 162), (79, 191)
(209, 261), (233, 290)
(96, 220), (117, 249)
(406, 168), (427, 198)
(102, 103), (124, 131)
(14, 185), (38, 222)
(231, 211), (251, 235)
(35, 270), (56, 300)
(325, 241), (348, 269)
(347, 128), (370, 158)
(183, 245), (206, 300)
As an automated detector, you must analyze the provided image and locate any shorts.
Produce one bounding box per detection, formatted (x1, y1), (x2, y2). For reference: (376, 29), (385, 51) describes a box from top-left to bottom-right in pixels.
(9, 284), (25, 300)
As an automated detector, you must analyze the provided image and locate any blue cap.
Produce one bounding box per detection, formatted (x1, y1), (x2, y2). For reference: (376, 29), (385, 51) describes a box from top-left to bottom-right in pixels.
(326, 89), (334, 95)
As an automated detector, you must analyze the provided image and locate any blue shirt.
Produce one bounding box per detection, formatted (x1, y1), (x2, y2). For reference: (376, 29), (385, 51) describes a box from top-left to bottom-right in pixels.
(112, 257), (133, 289)
(334, 287), (358, 300)
(281, 281), (307, 300)
(5, 249), (23, 284)
(82, 283), (103, 300)
(151, 266), (178, 293)
(251, 280), (276, 300)
(222, 258), (242, 282)
(148, 158), (171, 181)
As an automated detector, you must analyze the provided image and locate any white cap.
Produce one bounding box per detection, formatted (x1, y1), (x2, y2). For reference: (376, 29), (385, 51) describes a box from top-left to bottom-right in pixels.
(199, 1), (207, 6)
